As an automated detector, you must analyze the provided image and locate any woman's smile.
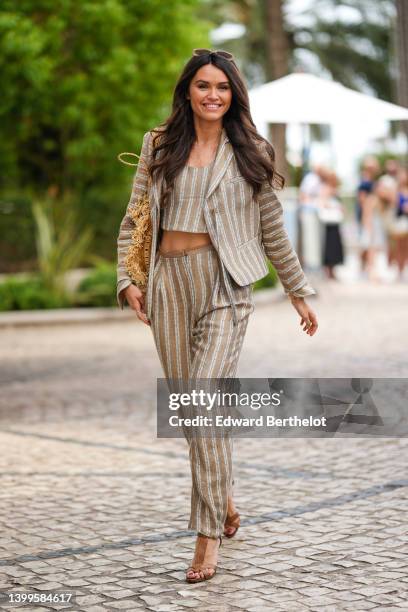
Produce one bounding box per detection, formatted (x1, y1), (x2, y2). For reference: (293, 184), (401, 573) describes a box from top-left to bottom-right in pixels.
(202, 103), (222, 111)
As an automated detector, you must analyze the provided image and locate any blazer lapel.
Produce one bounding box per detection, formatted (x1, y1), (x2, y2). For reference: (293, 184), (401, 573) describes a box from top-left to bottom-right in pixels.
(206, 128), (234, 200)
(150, 172), (163, 215)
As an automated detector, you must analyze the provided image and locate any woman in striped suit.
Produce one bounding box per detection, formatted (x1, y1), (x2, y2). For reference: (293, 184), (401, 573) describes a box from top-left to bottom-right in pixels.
(117, 49), (318, 583)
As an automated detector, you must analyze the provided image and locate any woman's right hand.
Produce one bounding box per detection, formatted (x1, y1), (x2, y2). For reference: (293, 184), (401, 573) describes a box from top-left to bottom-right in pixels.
(123, 284), (150, 326)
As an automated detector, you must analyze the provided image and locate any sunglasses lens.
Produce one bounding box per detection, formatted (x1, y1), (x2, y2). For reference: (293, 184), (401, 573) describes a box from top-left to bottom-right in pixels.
(193, 48), (234, 61)
(193, 48), (211, 56)
(217, 51), (233, 60)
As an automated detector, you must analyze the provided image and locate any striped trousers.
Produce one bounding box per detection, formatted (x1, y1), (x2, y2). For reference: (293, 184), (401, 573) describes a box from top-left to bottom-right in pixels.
(149, 243), (254, 537)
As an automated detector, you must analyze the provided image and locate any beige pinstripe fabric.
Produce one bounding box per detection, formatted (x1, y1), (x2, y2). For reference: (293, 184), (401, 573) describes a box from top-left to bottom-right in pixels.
(160, 165), (209, 232)
(116, 127), (316, 318)
(150, 243), (253, 537)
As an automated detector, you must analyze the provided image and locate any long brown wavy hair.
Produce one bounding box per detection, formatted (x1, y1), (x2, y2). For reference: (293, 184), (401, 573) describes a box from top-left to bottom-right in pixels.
(149, 50), (285, 207)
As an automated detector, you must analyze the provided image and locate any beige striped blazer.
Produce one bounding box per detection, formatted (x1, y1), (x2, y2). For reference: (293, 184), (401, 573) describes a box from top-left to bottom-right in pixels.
(117, 126), (315, 321)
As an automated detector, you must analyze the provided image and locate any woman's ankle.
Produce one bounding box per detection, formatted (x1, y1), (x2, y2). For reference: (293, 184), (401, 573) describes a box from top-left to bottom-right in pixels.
(227, 495), (237, 514)
(197, 532), (220, 540)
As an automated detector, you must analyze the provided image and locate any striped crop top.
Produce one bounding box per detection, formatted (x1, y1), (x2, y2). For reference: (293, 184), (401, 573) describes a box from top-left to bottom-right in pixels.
(160, 164), (210, 232)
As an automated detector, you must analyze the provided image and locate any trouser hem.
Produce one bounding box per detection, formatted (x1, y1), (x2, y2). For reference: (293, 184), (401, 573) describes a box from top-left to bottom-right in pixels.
(188, 520), (223, 539)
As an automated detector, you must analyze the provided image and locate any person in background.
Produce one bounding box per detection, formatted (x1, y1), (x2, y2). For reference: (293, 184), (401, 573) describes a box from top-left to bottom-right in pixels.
(390, 167), (408, 279)
(379, 158), (400, 191)
(317, 169), (344, 280)
(376, 158), (401, 267)
(360, 183), (387, 283)
(356, 156), (380, 273)
(299, 163), (325, 272)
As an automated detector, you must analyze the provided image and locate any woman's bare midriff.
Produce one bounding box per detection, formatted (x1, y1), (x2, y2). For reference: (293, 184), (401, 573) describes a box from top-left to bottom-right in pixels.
(159, 230), (212, 254)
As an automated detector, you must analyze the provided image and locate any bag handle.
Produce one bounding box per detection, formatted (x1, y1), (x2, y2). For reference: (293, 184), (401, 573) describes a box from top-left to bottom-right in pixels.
(118, 151), (151, 190)
(117, 152), (141, 167)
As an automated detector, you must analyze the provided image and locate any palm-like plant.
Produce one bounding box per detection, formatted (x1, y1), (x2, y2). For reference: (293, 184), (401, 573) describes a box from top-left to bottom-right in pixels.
(208, 0), (395, 99)
(294, 0), (395, 100)
(32, 199), (93, 300)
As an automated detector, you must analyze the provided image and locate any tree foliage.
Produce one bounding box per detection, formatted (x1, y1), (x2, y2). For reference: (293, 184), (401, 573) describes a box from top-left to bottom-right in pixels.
(0, 0), (209, 193)
(0, 0), (210, 269)
(292, 0), (395, 101)
(206, 0), (396, 101)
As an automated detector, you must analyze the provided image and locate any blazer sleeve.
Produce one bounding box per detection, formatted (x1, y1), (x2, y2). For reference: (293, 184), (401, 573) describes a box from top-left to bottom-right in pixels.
(258, 179), (316, 298)
(116, 130), (153, 309)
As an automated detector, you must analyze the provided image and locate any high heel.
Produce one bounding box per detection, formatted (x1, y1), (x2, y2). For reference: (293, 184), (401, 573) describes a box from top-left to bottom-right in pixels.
(224, 482), (240, 538)
(223, 511), (240, 538)
(185, 534), (222, 583)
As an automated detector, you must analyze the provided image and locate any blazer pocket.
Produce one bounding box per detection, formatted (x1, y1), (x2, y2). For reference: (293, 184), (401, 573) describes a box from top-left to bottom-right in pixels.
(238, 233), (261, 249)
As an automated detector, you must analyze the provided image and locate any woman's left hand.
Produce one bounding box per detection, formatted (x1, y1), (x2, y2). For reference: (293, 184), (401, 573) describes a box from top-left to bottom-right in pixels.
(289, 296), (318, 336)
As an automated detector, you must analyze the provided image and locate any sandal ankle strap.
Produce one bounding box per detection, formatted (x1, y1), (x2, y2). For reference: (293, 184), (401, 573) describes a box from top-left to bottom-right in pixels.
(225, 512), (240, 526)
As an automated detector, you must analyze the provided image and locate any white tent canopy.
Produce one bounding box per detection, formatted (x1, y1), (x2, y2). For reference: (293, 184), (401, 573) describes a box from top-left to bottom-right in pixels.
(249, 73), (408, 125)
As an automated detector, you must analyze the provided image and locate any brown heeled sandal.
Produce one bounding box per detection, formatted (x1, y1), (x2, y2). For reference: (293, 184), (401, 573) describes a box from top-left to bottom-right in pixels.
(186, 533), (222, 583)
(223, 511), (240, 538)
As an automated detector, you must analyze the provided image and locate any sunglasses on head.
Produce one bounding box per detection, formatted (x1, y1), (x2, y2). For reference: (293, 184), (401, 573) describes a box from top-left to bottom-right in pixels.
(193, 48), (234, 61)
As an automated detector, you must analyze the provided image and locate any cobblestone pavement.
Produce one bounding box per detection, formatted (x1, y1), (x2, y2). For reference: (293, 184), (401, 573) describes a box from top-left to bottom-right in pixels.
(0, 279), (407, 611)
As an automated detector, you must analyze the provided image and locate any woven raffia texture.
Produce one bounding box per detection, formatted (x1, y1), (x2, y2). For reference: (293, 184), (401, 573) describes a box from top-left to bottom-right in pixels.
(124, 186), (152, 291)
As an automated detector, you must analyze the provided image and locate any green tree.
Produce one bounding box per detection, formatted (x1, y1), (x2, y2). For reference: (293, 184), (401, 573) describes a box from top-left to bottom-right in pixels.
(0, 0), (210, 270)
(294, 0), (395, 101)
(206, 0), (396, 181)
(0, 0), (209, 192)
(206, 0), (396, 100)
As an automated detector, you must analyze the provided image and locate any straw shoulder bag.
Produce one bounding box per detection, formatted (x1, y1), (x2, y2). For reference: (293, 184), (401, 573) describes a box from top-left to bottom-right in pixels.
(118, 151), (153, 293)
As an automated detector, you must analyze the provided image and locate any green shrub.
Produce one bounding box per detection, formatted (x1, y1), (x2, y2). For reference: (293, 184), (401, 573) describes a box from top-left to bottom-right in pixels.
(0, 276), (71, 311)
(0, 195), (37, 273)
(253, 261), (278, 291)
(0, 259), (279, 312)
(75, 263), (117, 307)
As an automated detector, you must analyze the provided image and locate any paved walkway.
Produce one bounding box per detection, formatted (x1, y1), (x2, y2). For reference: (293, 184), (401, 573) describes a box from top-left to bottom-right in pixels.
(0, 278), (407, 611)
